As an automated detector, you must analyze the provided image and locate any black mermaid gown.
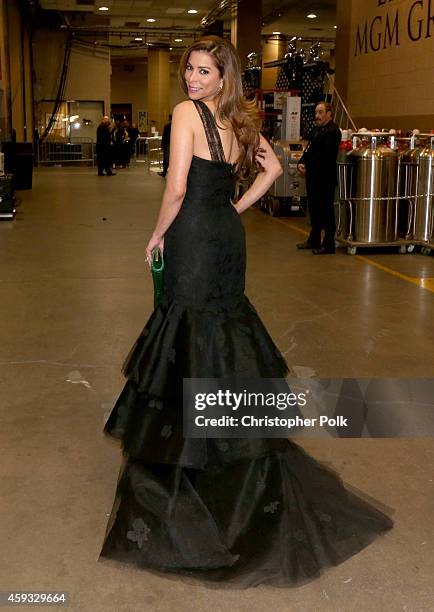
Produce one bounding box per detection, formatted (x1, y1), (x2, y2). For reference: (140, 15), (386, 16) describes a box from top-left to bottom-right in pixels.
(99, 100), (392, 587)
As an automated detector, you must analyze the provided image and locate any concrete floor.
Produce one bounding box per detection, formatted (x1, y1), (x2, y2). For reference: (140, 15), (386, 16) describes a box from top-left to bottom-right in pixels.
(1, 164), (434, 611)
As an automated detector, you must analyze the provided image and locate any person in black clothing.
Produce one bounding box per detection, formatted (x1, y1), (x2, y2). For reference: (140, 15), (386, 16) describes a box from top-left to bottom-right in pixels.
(127, 123), (139, 160)
(96, 116), (115, 176)
(112, 121), (131, 169)
(297, 102), (341, 254)
(158, 114), (172, 177)
(99, 36), (393, 587)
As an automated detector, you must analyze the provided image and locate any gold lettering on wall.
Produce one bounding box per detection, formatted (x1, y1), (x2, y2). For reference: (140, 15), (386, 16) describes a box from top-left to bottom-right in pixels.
(354, 0), (433, 54)
(408, 1), (424, 40)
(345, 0), (434, 129)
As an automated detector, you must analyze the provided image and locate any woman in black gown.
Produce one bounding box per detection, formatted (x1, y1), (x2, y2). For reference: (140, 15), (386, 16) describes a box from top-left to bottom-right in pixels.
(100, 36), (393, 587)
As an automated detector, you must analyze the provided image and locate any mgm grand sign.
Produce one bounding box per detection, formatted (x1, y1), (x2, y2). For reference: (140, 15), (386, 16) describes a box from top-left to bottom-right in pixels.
(354, 0), (434, 55)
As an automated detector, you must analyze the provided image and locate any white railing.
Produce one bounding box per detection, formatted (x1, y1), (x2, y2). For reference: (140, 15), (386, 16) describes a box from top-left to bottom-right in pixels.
(37, 139), (95, 165)
(324, 73), (357, 131)
(135, 136), (163, 171)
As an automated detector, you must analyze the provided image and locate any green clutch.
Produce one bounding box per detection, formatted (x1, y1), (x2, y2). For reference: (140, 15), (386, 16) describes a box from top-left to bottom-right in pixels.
(151, 248), (165, 307)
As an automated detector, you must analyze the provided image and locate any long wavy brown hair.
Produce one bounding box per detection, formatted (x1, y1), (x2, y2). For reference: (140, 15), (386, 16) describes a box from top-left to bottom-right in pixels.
(178, 36), (262, 180)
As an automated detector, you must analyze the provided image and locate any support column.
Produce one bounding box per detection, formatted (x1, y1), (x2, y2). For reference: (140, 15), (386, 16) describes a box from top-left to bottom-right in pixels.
(7, 0), (25, 140)
(231, 0), (261, 71)
(0, 0), (12, 139)
(335, 0), (353, 103)
(261, 34), (287, 90)
(22, 25), (33, 141)
(147, 47), (170, 135)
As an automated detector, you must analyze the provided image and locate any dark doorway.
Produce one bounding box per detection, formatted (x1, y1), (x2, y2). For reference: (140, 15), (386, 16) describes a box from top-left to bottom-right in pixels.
(111, 104), (132, 123)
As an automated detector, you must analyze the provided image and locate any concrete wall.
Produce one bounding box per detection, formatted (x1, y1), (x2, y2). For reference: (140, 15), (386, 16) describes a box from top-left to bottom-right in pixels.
(32, 33), (186, 139)
(111, 58), (185, 132)
(66, 42), (110, 112)
(33, 32), (109, 139)
(111, 62), (147, 126)
(33, 32), (110, 111)
(32, 30), (64, 103)
(336, 0), (434, 131)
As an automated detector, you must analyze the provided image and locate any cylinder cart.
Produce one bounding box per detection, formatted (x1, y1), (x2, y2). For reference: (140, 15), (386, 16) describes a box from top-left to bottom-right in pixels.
(336, 133), (409, 255)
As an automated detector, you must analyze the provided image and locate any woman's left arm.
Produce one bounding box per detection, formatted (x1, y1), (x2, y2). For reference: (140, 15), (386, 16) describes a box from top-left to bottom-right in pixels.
(233, 133), (283, 215)
(145, 102), (194, 264)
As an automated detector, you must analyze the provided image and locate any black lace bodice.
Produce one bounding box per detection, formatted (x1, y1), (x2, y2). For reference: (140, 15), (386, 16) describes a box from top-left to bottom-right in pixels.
(162, 100), (243, 307)
(192, 100), (227, 163)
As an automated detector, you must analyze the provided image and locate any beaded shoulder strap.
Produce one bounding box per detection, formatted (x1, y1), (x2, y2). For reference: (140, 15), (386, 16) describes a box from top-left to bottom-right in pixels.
(192, 100), (226, 163)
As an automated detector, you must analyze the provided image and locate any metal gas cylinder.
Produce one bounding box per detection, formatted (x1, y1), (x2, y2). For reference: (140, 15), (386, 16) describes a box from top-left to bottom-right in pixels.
(348, 140), (399, 242)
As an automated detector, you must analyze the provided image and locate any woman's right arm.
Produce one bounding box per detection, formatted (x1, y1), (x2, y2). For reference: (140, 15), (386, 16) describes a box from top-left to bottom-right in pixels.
(233, 133), (283, 215)
(145, 102), (194, 263)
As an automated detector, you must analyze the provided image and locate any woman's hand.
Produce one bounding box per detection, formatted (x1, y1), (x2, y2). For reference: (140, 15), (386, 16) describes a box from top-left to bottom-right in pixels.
(255, 146), (266, 169)
(145, 234), (164, 268)
(233, 135), (283, 214)
(254, 136), (283, 178)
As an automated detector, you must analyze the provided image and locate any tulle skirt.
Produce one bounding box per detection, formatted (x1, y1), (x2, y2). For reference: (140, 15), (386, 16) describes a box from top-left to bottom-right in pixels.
(99, 298), (393, 587)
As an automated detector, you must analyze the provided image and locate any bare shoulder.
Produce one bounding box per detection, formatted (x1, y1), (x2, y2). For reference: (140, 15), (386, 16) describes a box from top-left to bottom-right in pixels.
(173, 100), (196, 120)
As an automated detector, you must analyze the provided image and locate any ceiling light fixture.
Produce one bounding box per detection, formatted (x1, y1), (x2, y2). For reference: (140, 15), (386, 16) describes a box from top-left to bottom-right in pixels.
(174, 38), (183, 42)
(334, 25), (337, 29)
(188, 9), (198, 13)
(169, 47), (173, 50)
(307, 13), (317, 19)
(98, 6), (109, 11)
(272, 31), (281, 34)
(134, 37), (143, 41)
(147, 18), (156, 22)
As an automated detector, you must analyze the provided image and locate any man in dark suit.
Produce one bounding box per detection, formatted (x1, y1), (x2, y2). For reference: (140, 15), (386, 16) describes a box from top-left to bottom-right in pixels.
(158, 114), (172, 178)
(96, 116), (115, 176)
(297, 102), (341, 254)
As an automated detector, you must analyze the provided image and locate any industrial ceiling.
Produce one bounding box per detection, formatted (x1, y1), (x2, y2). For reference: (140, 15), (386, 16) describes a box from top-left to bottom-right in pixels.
(37, 0), (336, 58)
